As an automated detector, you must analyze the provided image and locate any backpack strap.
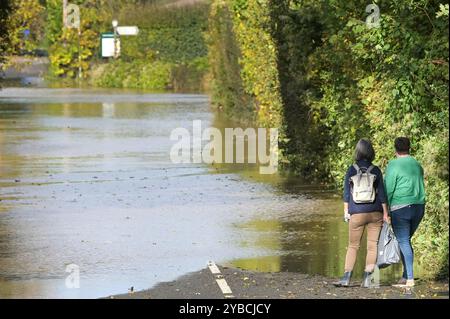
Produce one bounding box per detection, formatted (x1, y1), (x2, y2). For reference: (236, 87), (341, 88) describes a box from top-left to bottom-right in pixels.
(352, 163), (363, 187)
(353, 164), (376, 187)
(367, 165), (377, 187)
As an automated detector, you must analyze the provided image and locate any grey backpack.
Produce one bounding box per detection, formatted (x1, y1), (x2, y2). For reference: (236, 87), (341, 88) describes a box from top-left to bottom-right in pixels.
(350, 164), (376, 203)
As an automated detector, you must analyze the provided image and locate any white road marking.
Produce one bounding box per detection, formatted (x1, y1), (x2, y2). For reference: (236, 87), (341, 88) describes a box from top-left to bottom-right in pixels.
(216, 278), (233, 294)
(208, 261), (234, 298)
(208, 261), (221, 274)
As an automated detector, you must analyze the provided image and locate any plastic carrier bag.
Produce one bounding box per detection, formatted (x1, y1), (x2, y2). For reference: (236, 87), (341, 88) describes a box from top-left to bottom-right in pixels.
(377, 222), (401, 269)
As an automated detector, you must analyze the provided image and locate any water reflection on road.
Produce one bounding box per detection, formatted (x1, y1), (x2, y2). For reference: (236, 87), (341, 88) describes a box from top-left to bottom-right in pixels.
(0, 88), (401, 298)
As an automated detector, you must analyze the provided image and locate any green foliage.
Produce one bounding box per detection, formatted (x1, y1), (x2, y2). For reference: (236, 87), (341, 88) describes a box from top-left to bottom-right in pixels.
(228, 0), (284, 129)
(95, 57), (172, 90)
(5, 0), (44, 53)
(119, 2), (209, 62)
(206, 0), (254, 120)
(415, 133), (449, 278)
(208, 0), (449, 278)
(0, 1), (11, 69)
(45, 0), (63, 46)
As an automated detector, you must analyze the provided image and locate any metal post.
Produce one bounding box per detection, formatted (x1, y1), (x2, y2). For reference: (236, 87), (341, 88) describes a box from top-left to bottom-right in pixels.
(62, 0), (67, 50)
(112, 20), (118, 59)
(113, 28), (117, 59)
(63, 0), (68, 27)
(78, 27), (82, 81)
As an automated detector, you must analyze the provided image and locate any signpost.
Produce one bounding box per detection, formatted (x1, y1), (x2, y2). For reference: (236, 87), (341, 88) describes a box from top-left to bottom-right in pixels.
(62, 1), (81, 80)
(112, 19), (119, 59)
(101, 20), (139, 58)
(116, 26), (139, 36)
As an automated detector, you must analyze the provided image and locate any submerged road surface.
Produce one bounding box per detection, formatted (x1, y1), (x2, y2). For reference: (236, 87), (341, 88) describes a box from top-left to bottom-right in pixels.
(0, 88), (403, 298)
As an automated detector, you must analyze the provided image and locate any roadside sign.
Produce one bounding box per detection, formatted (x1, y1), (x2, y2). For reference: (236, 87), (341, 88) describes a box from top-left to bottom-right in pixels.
(116, 26), (139, 36)
(100, 32), (116, 58)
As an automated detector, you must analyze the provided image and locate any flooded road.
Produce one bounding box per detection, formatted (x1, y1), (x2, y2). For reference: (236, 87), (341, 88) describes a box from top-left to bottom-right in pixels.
(0, 88), (402, 298)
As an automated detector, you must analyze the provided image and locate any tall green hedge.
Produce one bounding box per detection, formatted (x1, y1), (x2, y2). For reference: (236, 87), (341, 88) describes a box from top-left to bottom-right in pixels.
(94, 2), (210, 91)
(206, 0), (254, 120)
(208, 0), (449, 278)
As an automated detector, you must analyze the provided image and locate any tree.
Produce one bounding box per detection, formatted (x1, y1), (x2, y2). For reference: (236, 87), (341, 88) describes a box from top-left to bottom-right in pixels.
(4, 0), (44, 54)
(47, 0), (111, 79)
(0, 0), (11, 70)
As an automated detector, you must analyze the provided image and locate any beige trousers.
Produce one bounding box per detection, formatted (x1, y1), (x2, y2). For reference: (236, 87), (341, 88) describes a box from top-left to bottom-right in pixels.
(344, 212), (383, 272)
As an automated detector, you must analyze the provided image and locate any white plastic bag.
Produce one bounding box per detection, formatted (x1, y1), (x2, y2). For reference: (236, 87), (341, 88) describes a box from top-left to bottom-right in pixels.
(377, 222), (401, 268)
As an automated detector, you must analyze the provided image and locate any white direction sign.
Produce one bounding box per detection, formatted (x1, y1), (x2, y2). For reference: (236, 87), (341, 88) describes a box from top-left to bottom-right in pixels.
(116, 26), (139, 36)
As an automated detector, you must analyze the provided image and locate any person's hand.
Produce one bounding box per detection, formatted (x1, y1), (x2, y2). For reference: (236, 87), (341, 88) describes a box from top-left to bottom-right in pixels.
(344, 211), (351, 222)
(383, 212), (390, 223)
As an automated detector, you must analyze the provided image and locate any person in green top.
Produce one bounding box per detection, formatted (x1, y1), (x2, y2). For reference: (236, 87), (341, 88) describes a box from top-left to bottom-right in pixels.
(384, 137), (426, 288)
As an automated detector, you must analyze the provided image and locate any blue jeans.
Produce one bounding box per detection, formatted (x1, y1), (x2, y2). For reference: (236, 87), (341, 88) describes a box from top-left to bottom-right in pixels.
(391, 204), (425, 280)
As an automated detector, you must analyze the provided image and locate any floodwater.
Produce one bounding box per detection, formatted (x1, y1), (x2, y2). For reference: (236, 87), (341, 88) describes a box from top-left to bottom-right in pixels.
(0, 88), (403, 298)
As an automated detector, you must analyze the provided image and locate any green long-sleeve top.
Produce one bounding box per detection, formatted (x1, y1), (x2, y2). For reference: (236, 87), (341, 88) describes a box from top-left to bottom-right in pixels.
(384, 156), (426, 207)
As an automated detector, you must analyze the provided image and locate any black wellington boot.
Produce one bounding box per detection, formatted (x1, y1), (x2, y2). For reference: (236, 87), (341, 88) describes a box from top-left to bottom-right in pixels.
(361, 271), (373, 288)
(333, 271), (352, 287)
